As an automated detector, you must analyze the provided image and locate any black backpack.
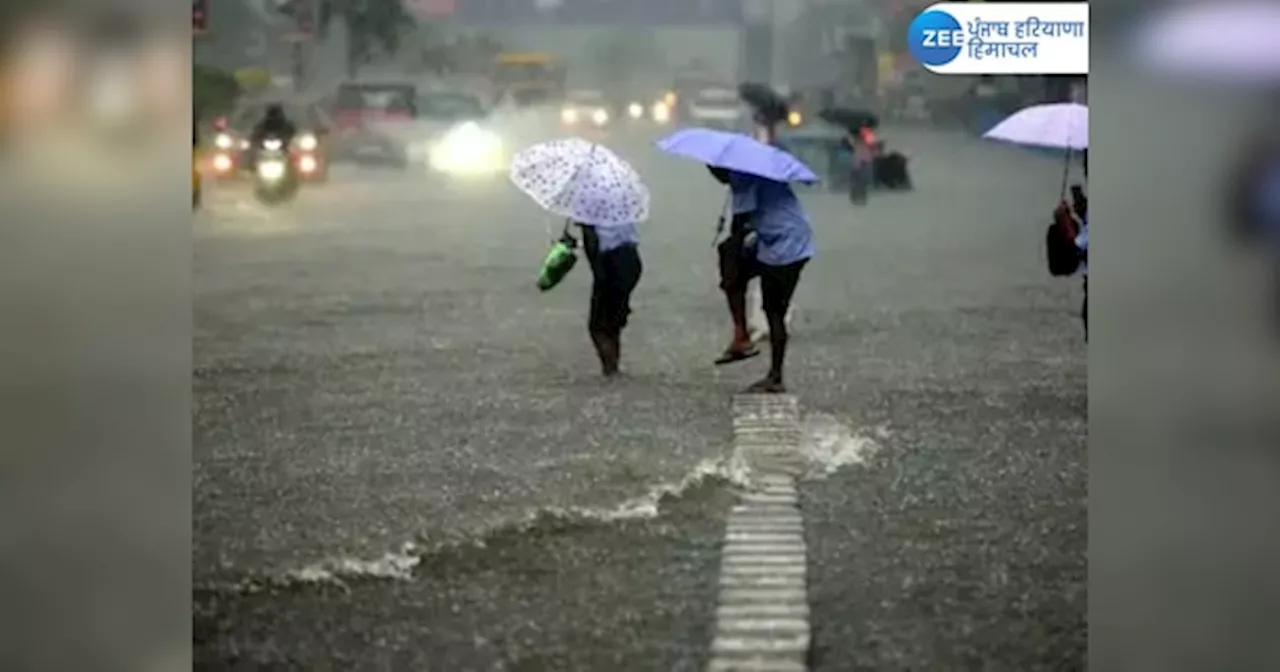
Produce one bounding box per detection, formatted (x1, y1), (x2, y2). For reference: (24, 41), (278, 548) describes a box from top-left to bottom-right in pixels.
(1046, 203), (1081, 276)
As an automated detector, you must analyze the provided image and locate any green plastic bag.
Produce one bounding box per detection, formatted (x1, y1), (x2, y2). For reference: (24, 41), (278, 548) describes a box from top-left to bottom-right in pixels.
(537, 230), (578, 292)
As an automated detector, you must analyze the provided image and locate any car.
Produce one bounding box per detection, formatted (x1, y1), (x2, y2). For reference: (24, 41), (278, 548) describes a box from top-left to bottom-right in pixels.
(332, 81), (418, 127)
(417, 91), (506, 176)
(208, 99), (333, 182)
(329, 81), (419, 166)
(559, 90), (612, 129)
(606, 87), (673, 126)
(684, 85), (748, 131)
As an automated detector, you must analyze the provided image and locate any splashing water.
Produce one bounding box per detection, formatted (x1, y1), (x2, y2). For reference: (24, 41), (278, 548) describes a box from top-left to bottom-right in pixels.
(200, 416), (887, 591)
(796, 412), (887, 480)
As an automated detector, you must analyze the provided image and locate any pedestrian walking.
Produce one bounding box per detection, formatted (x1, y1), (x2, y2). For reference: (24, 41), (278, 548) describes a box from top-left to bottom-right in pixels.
(710, 168), (814, 392)
(578, 220), (643, 376)
(849, 126), (877, 204)
(656, 127), (819, 392)
(1071, 184), (1088, 340)
(982, 102), (1089, 338)
(745, 114), (794, 341)
(747, 114), (778, 340)
(510, 138), (649, 377)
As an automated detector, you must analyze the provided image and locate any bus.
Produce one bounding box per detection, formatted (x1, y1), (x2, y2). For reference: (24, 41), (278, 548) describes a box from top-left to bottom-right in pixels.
(491, 52), (564, 106)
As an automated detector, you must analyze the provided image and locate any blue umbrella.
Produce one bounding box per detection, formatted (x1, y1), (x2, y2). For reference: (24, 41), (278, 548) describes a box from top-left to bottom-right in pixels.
(656, 127), (820, 184)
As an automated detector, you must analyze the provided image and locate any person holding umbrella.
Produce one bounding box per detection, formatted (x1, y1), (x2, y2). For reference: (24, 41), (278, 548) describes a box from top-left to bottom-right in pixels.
(819, 108), (880, 203)
(510, 138), (649, 377)
(738, 83), (801, 341)
(657, 127), (820, 393)
(983, 101), (1088, 333)
(738, 82), (789, 144)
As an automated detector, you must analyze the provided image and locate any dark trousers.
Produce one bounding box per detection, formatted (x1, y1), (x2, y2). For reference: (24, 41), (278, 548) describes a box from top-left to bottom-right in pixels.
(1082, 276), (1088, 339)
(849, 161), (871, 203)
(717, 234), (807, 316)
(588, 244), (642, 334)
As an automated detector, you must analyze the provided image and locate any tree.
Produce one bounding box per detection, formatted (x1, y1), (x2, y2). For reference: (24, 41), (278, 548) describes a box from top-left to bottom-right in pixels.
(315, 0), (416, 76)
(193, 65), (242, 119)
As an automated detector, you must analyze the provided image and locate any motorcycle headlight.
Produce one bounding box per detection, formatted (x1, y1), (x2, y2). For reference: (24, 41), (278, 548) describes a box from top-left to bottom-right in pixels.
(257, 160), (286, 181)
(652, 102), (670, 123)
(787, 111), (802, 126)
(214, 133), (233, 149)
(628, 103), (643, 119)
(296, 133), (318, 151)
(592, 108), (608, 125)
(561, 108), (578, 124)
(262, 138), (284, 151)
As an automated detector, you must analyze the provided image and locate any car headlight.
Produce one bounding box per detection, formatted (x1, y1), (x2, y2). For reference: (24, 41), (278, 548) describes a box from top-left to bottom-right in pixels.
(296, 133), (318, 151)
(444, 122), (499, 150)
(214, 133), (233, 149)
(561, 108), (578, 124)
(592, 108), (608, 125)
(262, 138), (284, 151)
(430, 122), (503, 174)
(652, 102), (670, 123)
(787, 111), (802, 126)
(628, 103), (643, 119)
(212, 153), (233, 172)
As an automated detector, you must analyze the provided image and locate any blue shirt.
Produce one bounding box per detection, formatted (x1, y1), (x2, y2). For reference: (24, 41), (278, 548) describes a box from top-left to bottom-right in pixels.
(1075, 218), (1088, 276)
(584, 222), (639, 253)
(728, 173), (815, 266)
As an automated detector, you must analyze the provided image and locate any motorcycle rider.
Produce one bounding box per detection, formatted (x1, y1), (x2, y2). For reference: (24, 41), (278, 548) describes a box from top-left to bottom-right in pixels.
(249, 103), (297, 148)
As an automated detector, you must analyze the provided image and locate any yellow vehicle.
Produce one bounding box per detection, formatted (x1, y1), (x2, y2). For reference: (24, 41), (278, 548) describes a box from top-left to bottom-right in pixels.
(193, 120), (202, 209)
(491, 52), (564, 106)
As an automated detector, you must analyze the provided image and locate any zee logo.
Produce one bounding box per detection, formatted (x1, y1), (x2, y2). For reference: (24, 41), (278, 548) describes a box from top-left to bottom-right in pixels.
(908, 10), (964, 66)
(921, 28), (964, 48)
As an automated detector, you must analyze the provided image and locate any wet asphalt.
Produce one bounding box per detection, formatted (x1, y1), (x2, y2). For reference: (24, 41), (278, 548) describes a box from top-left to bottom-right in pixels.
(193, 124), (1086, 669)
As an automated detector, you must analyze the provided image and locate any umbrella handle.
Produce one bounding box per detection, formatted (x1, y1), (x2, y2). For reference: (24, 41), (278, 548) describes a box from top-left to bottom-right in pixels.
(712, 190), (732, 247)
(561, 218), (578, 246)
(1059, 149), (1071, 197)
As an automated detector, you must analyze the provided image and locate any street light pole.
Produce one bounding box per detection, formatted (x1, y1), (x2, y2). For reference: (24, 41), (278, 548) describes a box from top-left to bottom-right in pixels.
(289, 0), (323, 90)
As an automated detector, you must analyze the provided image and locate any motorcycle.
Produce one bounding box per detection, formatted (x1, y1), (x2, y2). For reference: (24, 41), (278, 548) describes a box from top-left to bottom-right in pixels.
(251, 136), (300, 205)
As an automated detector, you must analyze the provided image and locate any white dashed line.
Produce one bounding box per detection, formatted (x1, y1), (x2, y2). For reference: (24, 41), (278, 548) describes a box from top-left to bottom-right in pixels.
(708, 394), (810, 672)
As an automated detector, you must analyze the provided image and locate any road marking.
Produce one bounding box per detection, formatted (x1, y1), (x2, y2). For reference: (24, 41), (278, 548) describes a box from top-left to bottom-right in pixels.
(722, 554), (807, 565)
(709, 394), (810, 672)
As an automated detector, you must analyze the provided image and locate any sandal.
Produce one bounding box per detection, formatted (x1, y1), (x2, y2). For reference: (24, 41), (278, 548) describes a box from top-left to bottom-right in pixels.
(714, 346), (760, 366)
(744, 378), (787, 394)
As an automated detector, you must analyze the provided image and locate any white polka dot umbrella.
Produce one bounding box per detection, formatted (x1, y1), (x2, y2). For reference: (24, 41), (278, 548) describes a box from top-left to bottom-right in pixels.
(509, 138), (650, 228)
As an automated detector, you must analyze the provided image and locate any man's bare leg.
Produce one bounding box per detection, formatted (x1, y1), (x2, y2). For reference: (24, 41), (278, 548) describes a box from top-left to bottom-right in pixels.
(746, 280), (767, 342)
(590, 330), (620, 377)
(716, 284), (759, 364)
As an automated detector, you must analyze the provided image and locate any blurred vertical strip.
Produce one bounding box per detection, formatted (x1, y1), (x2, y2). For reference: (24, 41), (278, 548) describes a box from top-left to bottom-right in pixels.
(0, 1), (194, 669)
